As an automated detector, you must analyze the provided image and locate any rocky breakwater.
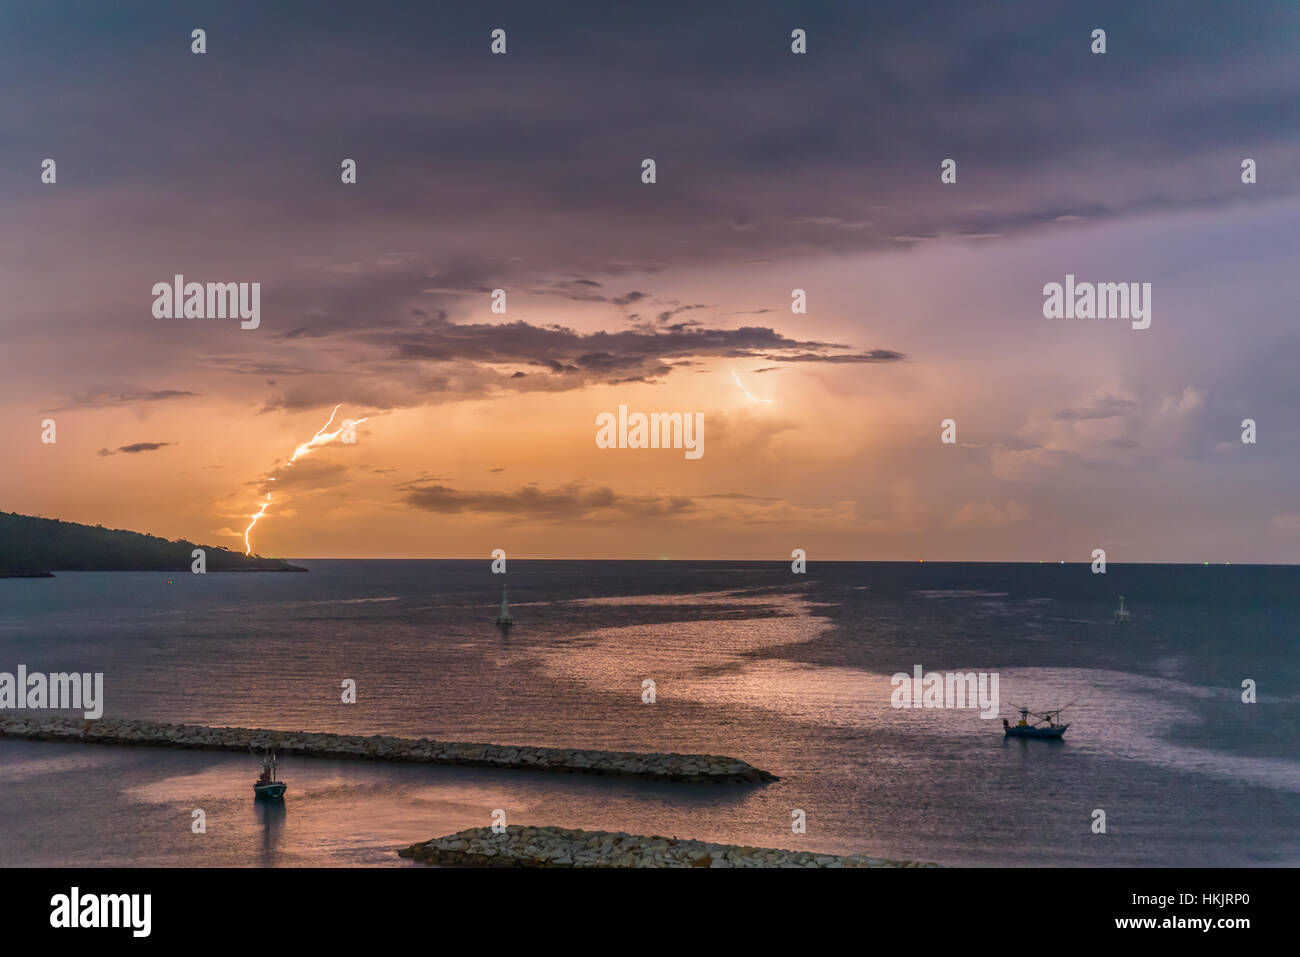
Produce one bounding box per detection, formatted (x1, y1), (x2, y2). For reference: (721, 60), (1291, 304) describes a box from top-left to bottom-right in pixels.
(0, 716), (777, 783)
(401, 825), (937, 868)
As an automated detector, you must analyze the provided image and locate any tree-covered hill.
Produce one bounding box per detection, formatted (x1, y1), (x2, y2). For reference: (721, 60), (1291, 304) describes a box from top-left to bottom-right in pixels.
(0, 511), (306, 575)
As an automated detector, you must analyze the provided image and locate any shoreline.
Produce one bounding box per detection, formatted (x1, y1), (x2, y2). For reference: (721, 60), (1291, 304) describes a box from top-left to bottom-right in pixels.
(0, 716), (778, 783)
(401, 825), (937, 868)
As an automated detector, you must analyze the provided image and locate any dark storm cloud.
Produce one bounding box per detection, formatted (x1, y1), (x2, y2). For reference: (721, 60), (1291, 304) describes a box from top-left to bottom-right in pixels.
(1054, 395), (1141, 421)
(3, 0), (1296, 438)
(379, 316), (904, 390)
(255, 460), (350, 495)
(401, 481), (694, 520)
(53, 389), (200, 411)
(763, 350), (906, 364)
(4, 0), (1294, 278)
(97, 442), (174, 456)
(529, 279), (625, 304)
(217, 263), (901, 412)
(653, 304), (708, 325)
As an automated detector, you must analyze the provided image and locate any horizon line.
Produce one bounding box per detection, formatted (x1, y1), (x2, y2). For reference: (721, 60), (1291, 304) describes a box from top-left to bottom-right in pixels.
(262, 557), (1297, 567)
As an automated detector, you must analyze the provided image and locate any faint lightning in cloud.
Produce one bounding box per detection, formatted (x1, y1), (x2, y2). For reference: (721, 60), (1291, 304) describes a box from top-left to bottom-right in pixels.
(242, 404), (370, 555)
(731, 368), (774, 403)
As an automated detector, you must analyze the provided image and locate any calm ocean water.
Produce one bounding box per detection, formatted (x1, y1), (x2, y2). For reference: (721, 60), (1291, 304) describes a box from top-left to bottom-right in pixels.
(1, 560), (1297, 867)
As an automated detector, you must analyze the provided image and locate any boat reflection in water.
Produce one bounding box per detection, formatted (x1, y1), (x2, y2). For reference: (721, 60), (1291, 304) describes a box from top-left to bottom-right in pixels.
(253, 795), (286, 864)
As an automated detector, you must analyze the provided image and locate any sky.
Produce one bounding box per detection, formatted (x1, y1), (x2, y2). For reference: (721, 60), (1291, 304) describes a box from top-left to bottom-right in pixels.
(1, 0), (1298, 561)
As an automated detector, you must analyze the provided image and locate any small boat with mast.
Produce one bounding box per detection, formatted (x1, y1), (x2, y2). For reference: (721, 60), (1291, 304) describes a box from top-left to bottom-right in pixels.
(1113, 595), (1131, 623)
(495, 583), (513, 631)
(1003, 701), (1075, 739)
(252, 749), (287, 800)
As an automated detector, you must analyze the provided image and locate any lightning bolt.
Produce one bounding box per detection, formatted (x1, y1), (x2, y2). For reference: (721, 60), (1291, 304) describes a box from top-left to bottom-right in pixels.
(244, 495), (271, 556)
(242, 404), (370, 555)
(731, 368), (774, 403)
(288, 404), (369, 463)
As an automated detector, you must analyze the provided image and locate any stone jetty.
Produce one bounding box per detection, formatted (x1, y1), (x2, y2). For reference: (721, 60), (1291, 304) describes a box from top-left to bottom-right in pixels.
(401, 825), (936, 868)
(0, 716), (777, 783)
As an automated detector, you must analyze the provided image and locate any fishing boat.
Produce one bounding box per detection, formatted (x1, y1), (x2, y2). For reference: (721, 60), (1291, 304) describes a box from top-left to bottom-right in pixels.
(495, 583), (513, 630)
(1003, 702), (1073, 739)
(253, 750), (287, 800)
(1113, 595), (1131, 623)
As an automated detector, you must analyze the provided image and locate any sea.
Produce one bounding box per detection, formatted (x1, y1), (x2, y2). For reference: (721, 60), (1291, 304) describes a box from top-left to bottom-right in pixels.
(0, 560), (1296, 867)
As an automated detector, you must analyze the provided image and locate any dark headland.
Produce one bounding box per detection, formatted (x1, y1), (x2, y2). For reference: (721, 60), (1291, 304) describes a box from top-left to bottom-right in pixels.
(0, 510), (306, 576)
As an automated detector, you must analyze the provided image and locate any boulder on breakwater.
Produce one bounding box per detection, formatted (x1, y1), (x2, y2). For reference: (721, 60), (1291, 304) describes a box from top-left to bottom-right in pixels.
(0, 716), (778, 783)
(400, 825), (937, 868)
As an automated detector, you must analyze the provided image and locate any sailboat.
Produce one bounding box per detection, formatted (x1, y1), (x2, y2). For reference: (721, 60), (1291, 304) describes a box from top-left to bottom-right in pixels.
(1113, 595), (1131, 623)
(253, 750), (287, 800)
(495, 583), (513, 630)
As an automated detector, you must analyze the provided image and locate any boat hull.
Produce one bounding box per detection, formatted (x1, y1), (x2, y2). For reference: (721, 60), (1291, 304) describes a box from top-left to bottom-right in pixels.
(254, 782), (287, 799)
(1005, 724), (1068, 739)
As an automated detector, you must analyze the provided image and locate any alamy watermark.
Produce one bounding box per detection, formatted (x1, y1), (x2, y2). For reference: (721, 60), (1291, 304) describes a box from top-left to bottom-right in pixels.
(1042, 274), (1150, 330)
(152, 274), (260, 329)
(890, 665), (999, 718)
(50, 887), (150, 937)
(595, 404), (704, 459)
(0, 666), (103, 719)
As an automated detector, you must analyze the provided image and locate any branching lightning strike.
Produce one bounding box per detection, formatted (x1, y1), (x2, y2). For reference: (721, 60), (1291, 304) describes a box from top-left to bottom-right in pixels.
(242, 404), (369, 555)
